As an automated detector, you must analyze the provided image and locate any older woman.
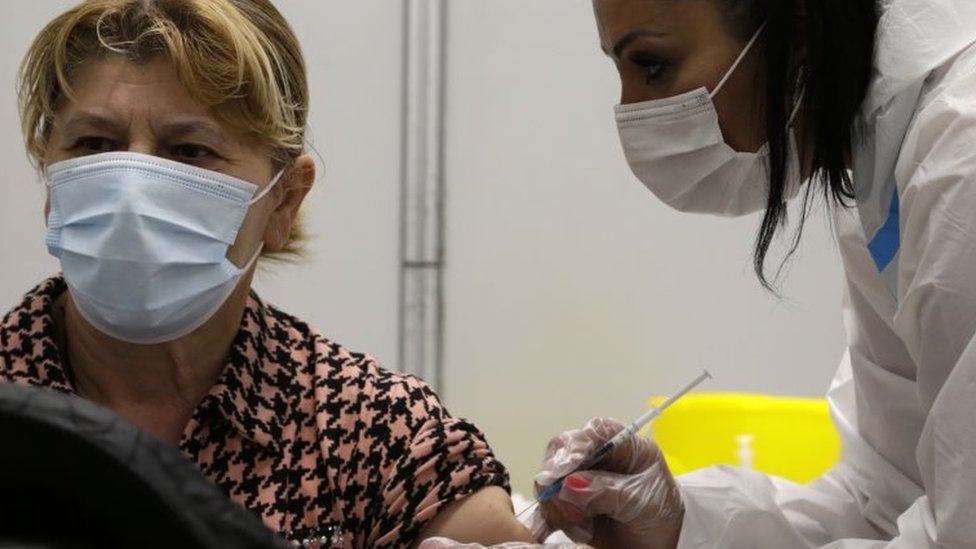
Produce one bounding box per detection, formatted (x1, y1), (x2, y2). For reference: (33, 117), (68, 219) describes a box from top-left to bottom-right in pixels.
(0, 1), (535, 548)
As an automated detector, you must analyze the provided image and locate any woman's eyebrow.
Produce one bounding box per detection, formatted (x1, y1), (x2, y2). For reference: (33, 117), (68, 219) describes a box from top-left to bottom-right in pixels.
(607, 28), (669, 57)
(156, 119), (229, 142)
(60, 112), (126, 136)
(59, 113), (230, 144)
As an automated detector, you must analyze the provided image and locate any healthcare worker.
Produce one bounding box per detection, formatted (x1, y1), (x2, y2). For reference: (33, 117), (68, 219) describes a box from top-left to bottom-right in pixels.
(420, 0), (976, 548)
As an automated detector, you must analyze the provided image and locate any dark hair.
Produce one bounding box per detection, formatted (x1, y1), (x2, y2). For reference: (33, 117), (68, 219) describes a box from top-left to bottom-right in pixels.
(718, 0), (880, 289)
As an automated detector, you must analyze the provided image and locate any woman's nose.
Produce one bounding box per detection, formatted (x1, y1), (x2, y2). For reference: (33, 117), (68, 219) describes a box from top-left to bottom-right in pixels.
(125, 141), (157, 156)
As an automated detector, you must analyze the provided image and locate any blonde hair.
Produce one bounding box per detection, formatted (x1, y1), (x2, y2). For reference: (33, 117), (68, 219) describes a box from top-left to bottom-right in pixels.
(18, 0), (310, 259)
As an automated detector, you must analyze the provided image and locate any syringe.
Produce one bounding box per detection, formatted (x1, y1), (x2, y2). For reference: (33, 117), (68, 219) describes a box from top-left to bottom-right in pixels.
(519, 370), (712, 517)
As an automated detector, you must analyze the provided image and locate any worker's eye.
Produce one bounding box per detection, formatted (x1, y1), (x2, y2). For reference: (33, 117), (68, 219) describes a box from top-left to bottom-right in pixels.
(628, 53), (669, 84)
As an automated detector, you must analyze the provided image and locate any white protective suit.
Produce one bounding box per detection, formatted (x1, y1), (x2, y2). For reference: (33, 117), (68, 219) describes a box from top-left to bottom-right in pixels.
(675, 1), (976, 547)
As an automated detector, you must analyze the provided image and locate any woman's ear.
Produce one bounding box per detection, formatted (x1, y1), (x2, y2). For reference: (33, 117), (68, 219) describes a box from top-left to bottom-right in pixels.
(263, 154), (315, 252)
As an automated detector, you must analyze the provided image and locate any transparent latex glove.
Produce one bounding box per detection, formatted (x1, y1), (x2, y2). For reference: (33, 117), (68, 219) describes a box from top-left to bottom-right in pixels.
(532, 417), (684, 549)
(417, 538), (592, 549)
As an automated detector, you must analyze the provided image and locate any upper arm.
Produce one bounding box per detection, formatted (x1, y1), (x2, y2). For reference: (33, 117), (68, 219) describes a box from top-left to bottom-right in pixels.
(894, 67), (976, 409)
(885, 47), (976, 545)
(358, 371), (518, 547)
(413, 486), (536, 548)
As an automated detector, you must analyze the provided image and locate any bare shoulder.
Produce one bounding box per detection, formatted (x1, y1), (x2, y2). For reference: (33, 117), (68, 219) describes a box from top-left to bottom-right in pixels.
(413, 486), (537, 547)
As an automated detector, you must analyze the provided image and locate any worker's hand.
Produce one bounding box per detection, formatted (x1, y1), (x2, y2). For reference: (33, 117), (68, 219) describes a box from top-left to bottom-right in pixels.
(533, 417), (684, 549)
(417, 538), (592, 549)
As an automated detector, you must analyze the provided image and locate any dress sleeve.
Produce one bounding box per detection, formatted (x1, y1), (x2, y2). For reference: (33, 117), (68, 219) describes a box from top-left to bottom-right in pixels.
(675, 345), (976, 549)
(674, 357), (933, 549)
(364, 375), (510, 548)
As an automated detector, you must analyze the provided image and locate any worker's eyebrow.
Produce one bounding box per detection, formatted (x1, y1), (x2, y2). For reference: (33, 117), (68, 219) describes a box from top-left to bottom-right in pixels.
(604, 28), (669, 57)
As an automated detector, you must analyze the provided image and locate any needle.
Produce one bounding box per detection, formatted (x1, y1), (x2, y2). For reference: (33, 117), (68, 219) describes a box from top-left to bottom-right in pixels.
(516, 370), (712, 519)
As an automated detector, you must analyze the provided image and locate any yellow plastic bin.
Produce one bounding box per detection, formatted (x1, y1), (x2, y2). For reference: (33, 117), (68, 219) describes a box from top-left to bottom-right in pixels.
(647, 393), (841, 484)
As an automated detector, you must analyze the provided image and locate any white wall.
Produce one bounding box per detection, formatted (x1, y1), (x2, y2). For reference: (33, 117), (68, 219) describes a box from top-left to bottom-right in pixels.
(0, 4), (65, 297)
(0, 1), (404, 367)
(2, 1), (847, 499)
(439, 0), (846, 495)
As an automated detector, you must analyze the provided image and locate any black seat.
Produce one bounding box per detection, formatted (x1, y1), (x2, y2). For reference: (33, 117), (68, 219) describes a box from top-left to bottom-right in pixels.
(0, 383), (290, 549)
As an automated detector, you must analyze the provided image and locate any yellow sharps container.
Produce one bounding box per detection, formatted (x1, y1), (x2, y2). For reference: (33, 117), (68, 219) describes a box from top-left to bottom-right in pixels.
(647, 393), (841, 484)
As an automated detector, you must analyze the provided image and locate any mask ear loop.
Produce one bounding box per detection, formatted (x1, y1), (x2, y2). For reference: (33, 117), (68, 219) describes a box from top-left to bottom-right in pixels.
(230, 241), (266, 275)
(235, 168), (287, 270)
(787, 87), (805, 127)
(248, 168), (287, 205)
(787, 63), (807, 128)
(710, 20), (769, 99)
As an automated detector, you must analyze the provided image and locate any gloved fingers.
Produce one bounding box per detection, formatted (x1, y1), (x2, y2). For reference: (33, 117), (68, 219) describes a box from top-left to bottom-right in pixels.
(533, 418), (678, 546)
(416, 537), (594, 549)
(535, 418), (627, 486)
(522, 506), (552, 542)
(561, 519), (596, 545)
(555, 465), (683, 526)
(597, 432), (664, 475)
(576, 416), (628, 440)
(537, 497), (595, 545)
(416, 537), (472, 548)
(537, 421), (665, 489)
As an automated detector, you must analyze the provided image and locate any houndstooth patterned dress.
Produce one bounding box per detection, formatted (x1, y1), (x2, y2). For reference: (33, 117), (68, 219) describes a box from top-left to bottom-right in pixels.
(0, 276), (510, 548)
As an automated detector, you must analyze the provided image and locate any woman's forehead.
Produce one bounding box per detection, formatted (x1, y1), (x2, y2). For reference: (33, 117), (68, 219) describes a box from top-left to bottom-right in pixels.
(57, 56), (232, 135)
(594, 0), (720, 52)
(67, 57), (204, 109)
(593, 0), (695, 35)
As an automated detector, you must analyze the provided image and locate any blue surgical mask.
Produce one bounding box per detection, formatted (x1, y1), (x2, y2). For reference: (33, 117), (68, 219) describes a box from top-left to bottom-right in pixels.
(45, 152), (283, 344)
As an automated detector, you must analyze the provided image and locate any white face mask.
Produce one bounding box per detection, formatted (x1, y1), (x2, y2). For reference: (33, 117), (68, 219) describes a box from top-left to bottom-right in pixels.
(614, 23), (802, 217)
(45, 152), (282, 344)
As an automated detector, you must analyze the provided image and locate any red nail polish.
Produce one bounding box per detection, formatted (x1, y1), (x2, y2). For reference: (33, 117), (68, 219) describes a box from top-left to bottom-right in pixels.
(566, 505), (586, 524)
(566, 475), (591, 490)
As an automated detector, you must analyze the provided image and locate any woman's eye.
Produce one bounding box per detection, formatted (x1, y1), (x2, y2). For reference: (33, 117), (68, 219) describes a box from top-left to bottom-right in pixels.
(629, 54), (668, 84)
(171, 144), (214, 161)
(73, 136), (115, 154)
